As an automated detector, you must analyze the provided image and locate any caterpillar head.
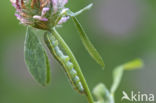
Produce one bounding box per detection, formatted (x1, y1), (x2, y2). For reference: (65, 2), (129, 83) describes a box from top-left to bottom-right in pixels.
(10, 0), (69, 30)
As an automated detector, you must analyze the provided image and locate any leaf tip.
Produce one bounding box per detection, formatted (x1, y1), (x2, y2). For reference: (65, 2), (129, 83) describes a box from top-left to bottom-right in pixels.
(123, 58), (144, 70)
(88, 3), (94, 9)
(101, 63), (105, 70)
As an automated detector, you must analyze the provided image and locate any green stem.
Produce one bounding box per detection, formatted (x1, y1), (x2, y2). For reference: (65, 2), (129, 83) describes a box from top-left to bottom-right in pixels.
(50, 28), (94, 103)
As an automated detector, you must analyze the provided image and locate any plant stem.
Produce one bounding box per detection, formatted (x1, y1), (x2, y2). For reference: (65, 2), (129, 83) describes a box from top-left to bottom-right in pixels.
(50, 28), (94, 103)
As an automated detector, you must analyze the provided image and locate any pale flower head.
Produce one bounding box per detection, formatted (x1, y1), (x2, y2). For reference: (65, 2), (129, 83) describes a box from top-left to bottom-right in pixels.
(10, 0), (69, 30)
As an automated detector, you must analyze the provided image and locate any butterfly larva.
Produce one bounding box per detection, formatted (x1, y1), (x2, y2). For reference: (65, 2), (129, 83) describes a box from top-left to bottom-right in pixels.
(44, 32), (84, 93)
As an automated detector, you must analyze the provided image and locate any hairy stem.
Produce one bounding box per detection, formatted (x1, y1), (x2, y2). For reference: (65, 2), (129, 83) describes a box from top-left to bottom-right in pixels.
(48, 28), (94, 103)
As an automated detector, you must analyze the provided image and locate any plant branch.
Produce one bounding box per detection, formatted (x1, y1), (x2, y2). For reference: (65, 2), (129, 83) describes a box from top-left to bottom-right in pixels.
(49, 28), (94, 103)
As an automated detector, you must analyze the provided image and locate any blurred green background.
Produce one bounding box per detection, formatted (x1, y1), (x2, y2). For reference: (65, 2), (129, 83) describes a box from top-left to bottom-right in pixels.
(0, 0), (156, 103)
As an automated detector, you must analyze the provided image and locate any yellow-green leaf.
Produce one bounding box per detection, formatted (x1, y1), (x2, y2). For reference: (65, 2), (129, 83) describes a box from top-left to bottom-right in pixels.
(123, 59), (143, 70)
(111, 59), (143, 94)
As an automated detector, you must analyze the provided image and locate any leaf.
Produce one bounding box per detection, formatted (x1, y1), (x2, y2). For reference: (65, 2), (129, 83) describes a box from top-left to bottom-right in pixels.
(74, 3), (93, 16)
(93, 83), (114, 103)
(111, 59), (143, 94)
(62, 7), (105, 68)
(71, 17), (105, 68)
(123, 59), (143, 70)
(24, 26), (50, 86)
(111, 66), (124, 94)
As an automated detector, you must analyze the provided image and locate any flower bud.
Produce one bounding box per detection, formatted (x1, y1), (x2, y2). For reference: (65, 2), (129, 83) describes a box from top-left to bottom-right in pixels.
(10, 0), (69, 30)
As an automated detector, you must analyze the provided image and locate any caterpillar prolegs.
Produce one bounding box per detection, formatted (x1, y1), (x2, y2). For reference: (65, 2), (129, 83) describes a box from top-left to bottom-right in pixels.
(44, 32), (84, 93)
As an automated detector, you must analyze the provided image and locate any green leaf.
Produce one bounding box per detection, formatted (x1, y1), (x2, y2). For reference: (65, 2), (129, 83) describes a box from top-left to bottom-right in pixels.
(123, 59), (143, 70)
(74, 3), (93, 16)
(111, 66), (124, 94)
(93, 83), (114, 103)
(58, 7), (105, 68)
(71, 17), (105, 68)
(24, 26), (50, 86)
(111, 59), (143, 94)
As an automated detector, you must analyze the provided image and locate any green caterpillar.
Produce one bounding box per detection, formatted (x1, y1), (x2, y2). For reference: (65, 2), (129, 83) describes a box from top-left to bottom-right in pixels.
(44, 32), (84, 93)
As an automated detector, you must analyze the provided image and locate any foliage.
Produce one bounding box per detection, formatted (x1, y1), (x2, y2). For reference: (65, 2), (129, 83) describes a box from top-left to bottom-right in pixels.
(10, 1), (144, 103)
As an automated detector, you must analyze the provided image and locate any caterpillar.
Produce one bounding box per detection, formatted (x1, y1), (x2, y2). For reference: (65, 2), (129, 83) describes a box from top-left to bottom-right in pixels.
(44, 32), (84, 93)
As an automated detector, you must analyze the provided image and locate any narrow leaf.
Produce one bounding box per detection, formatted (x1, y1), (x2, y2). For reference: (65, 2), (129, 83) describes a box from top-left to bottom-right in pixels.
(111, 59), (143, 94)
(24, 26), (50, 86)
(111, 66), (124, 94)
(72, 17), (105, 68)
(74, 3), (93, 16)
(123, 59), (143, 70)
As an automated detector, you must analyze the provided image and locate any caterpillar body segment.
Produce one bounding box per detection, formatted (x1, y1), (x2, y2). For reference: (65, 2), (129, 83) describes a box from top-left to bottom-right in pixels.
(44, 32), (84, 93)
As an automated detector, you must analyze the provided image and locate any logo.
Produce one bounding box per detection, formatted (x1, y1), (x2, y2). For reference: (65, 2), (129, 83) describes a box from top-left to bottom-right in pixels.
(122, 91), (155, 102)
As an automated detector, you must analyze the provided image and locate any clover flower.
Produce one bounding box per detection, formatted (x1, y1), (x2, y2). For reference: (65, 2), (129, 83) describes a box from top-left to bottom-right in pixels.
(10, 0), (69, 30)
